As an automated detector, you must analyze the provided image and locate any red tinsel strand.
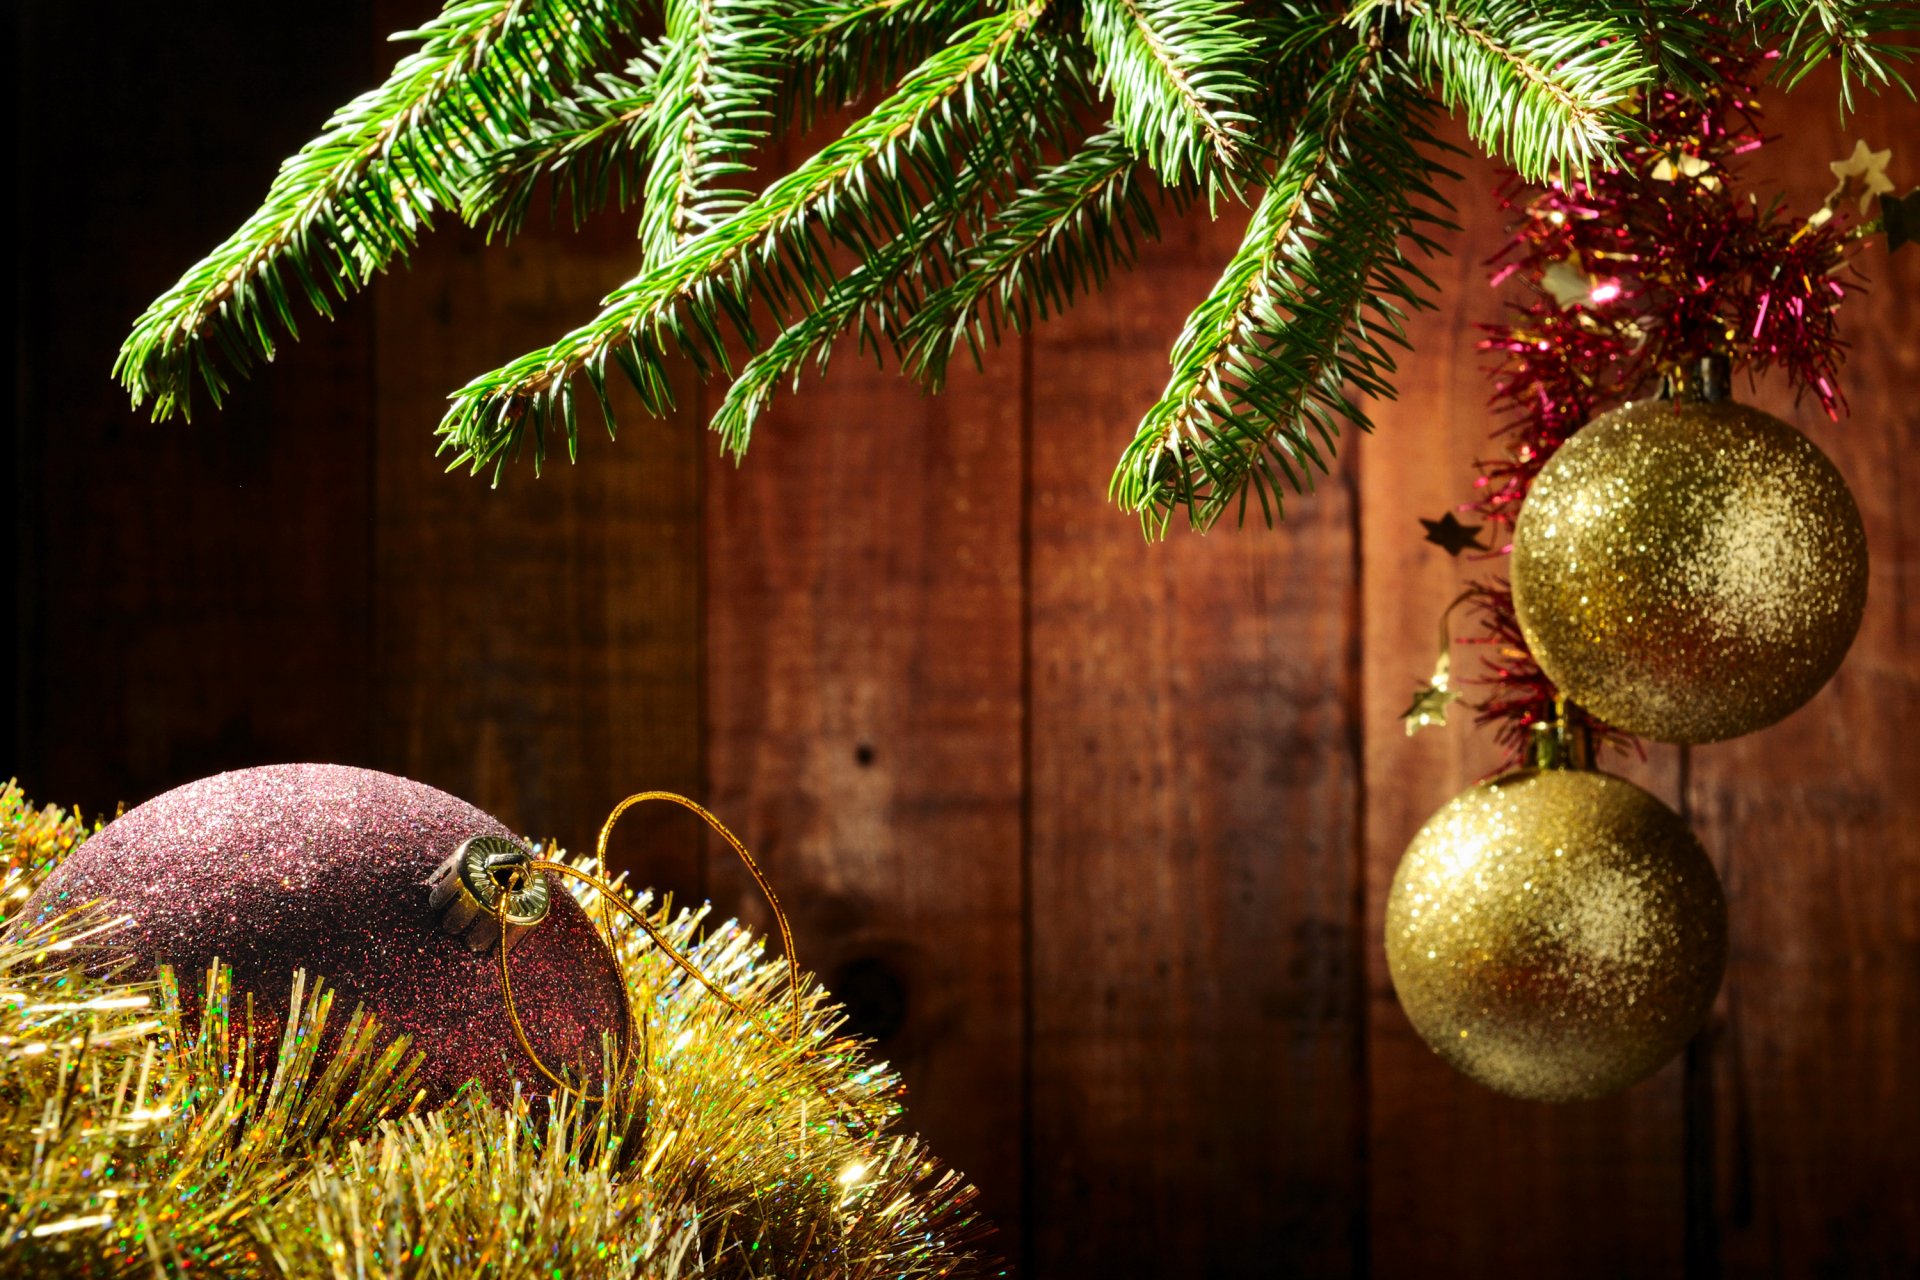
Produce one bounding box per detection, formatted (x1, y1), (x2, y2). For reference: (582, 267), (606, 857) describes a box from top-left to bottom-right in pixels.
(1460, 582), (1640, 763)
(1457, 38), (1864, 764)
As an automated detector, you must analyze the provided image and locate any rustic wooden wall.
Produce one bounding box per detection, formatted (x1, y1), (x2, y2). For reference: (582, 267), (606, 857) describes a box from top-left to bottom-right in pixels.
(9, 5), (1918, 1275)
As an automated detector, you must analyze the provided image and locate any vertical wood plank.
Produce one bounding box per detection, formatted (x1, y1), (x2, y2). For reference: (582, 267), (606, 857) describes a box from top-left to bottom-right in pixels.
(702, 352), (1028, 1253)
(1688, 76), (1920, 1279)
(12, 1), (377, 811)
(369, 201), (706, 891)
(1027, 206), (1365, 1276)
(368, 0), (702, 886)
(1359, 132), (1689, 1278)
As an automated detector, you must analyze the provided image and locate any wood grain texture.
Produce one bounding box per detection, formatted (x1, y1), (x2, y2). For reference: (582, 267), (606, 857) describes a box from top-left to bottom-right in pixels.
(11, 0), (379, 812)
(8, 10), (1920, 1275)
(1686, 73), (1920, 1280)
(364, 0), (703, 891)
(369, 206), (706, 895)
(702, 348), (1029, 1256)
(1358, 130), (1691, 1280)
(1026, 206), (1366, 1277)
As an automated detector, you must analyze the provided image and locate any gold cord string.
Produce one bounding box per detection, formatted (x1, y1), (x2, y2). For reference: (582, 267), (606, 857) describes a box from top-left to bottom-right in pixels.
(491, 793), (806, 1104)
(593, 791), (802, 1039)
(1433, 588), (1476, 678)
(1402, 589), (1477, 735)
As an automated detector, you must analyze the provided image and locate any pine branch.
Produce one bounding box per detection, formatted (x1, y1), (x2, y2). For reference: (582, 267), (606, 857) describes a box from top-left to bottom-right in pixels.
(464, 53), (666, 240)
(435, 0), (1062, 477)
(1741, 0), (1919, 101)
(1367, 0), (1651, 181)
(1111, 43), (1455, 534)
(640, 0), (787, 267)
(467, 0), (968, 243)
(111, 0), (1911, 537)
(1617, 1), (1723, 101)
(784, 0), (989, 119)
(705, 111), (1038, 456)
(899, 3), (1333, 394)
(906, 125), (1176, 388)
(116, 0), (639, 421)
(1245, 8), (1351, 140)
(1079, 0), (1257, 184)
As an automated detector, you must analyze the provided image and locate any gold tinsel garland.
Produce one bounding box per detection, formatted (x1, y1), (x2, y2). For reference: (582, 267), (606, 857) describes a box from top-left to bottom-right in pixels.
(0, 782), (989, 1278)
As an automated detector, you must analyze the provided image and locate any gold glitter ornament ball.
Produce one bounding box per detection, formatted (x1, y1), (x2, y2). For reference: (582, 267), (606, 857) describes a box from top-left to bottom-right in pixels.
(1511, 399), (1867, 743)
(1385, 769), (1726, 1102)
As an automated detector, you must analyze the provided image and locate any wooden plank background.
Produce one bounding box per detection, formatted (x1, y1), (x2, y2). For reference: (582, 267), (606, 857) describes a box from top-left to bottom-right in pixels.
(9, 5), (1917, 1275)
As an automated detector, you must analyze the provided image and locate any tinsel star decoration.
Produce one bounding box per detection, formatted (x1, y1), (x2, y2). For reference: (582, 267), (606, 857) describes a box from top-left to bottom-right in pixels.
(1401, 591), (1472, 736)
(1651, 148), (1719, 188)
(1401, 651), (1461, 735)
(1828, 140), (1895, 213)
(1421, 512), (1489, 555)
(1539, 256), (1599, 308)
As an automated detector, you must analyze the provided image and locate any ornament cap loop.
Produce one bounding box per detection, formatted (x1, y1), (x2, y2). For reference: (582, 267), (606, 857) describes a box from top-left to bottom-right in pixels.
(489, 792), (810, 1108)
(427, 834), (549, 955)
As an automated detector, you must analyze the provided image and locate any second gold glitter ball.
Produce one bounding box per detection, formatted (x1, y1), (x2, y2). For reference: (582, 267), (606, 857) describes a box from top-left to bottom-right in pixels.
(1385, 769), (1727, 1103)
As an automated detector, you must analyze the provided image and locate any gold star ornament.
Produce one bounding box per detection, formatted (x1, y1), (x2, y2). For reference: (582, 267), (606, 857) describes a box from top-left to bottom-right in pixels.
(1403, 591), (1477, 735)
(1540, 256), (1595, 308)
(1651, 149), (1719, 189)
(1401, 649), (1461, 735)
(1827, 140), (1894, 214)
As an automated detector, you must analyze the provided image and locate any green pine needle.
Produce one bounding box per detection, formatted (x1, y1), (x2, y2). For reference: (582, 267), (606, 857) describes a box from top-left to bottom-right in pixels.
(1373, 0), (1653, 181)
(115, 0), (638, 421)
(1112, 42), (1455, 534)
(434, 0), (1060, 478)
(906, 125), (1177, 388)
(784, 0), (986, 121)
(465, 54), (667, 239)
(709, 47), (1089, 454)
(640, 0), (787, 266)
(1080, 0), (1259, 185)
(1742, 0), (1919, 104)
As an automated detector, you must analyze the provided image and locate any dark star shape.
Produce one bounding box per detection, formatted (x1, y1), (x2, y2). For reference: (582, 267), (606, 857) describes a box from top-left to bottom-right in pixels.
(1420, 512), (1488, 556)
(1884, 189), (1916, 253)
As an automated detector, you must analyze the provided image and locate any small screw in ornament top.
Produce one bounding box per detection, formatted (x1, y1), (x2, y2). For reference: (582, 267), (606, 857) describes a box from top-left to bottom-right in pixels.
(426, 835), (550, 955)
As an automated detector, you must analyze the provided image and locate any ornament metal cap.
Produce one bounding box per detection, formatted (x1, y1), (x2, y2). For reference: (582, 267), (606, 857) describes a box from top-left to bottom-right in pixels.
(1659, 352), (1732, 404)
(1527, 697), (1595, 771)
(426, 835), (550, 955)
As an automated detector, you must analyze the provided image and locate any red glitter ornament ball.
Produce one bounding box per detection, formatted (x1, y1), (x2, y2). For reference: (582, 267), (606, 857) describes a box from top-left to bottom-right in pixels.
(23, 764), (628, 1104)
